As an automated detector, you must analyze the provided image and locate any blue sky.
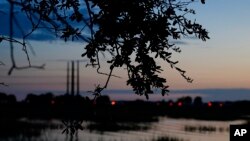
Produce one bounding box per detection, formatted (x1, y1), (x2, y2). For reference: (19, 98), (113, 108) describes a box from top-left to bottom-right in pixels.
(1, 0), (250, 101)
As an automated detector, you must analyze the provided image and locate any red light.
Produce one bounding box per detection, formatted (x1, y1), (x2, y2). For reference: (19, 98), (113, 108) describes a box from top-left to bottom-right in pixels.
(111, 100), (116, 106)
(178, 102), (182, 107)
(208, 102), (212, 107)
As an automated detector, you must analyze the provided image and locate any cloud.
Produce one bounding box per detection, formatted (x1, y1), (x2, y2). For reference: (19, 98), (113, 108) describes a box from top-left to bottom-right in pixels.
(0, 2), (92, 42)
(102, 88), (250, 95)
(183, 36), (199, 40)
(169, 40), (189, 45)
(172, 88), (250, 102)
(101, 88), (250, 102)
(2, 88), (250, 101)
(172, 88), (250, 95)
(0, 5), (56, 41)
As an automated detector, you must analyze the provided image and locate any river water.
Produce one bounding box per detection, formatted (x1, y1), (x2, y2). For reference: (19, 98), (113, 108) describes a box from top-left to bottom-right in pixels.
(0, 117), (246, 141)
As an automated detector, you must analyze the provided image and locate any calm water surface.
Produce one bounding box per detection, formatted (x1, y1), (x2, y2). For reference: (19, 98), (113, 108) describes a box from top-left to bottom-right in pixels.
(1, 117), (246, 141)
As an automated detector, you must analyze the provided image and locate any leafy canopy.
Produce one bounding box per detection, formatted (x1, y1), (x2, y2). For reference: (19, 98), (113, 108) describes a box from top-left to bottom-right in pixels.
(3, 0), (209, 99)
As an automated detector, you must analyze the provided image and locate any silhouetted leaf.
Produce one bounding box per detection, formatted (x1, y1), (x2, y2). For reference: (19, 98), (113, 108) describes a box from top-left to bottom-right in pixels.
(13, 0), (209, 99)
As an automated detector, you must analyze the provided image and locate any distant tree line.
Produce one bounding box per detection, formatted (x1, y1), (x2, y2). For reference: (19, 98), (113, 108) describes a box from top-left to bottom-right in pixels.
(0, 92), (16, 104)
(1, 92), (250, 121)
(0, 92), (203, 107)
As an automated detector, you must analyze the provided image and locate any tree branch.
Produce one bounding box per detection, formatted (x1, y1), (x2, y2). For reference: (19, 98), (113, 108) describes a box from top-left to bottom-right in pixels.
(0, 82), (8, 86)
(0, 61), (4, 66)
(7, 1), (45, 76)
(8, 64), (45, 76)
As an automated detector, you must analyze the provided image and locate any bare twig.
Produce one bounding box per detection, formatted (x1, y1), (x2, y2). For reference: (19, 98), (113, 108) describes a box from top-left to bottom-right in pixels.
(92, 66), (115, 101)
(8, 64), (45, 75)
(96, 51), (121, 78)
(1, 36), (25, 46)
(0, 61), (4, 66)
(7, 1), (45, 75)
(84, 0), (95, 39)
(0, 61), (7, 86)
(0, 82), (8, 86)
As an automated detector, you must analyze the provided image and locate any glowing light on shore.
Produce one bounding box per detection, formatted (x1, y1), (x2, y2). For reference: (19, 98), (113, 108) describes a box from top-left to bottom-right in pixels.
(111, 100), (116, 106)
(208, 102), (212, 107)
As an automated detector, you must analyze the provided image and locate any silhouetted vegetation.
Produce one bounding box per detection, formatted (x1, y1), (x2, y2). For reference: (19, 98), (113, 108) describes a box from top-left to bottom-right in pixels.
(1, 0), (208, 98)
(0, 92), (16, 104)
(1, 92), (250, 140)
(1, 92), (250, 122)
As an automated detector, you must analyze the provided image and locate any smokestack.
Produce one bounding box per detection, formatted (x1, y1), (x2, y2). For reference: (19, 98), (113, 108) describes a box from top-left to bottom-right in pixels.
(76, 60), (80, 95)
(66, 61), (70, 94)
(71, 61), (75, 96)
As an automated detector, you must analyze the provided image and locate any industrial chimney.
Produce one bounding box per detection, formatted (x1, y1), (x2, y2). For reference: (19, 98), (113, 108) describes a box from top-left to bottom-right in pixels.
(76, 60), (80, 95)
(71, 61), (75, 96)
(66, 61), (70, 94)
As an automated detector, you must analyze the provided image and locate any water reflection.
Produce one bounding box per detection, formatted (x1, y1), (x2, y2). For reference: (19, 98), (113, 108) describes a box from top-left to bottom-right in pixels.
(0, 119), (59, 138)
(184, 125), (228, 133)
(0, 117), (246, 141)
(152, 136), (186, 141)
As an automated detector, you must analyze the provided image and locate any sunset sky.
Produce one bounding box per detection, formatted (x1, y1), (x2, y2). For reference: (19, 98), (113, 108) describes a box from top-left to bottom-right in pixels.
(1, 0), (250, 101)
